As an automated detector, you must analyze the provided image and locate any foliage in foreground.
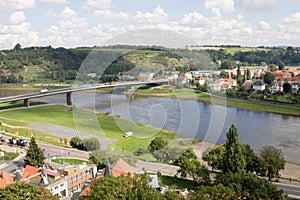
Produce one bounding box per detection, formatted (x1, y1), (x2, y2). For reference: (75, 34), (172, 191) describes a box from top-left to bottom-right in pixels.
(0, 181), (58, 200)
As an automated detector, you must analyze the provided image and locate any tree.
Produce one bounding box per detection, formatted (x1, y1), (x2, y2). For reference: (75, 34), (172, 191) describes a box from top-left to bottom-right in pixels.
(269, 64), (277, 72)
(246, 68), (251, 80)
(70, 136), (84, 150)
(24, 137), (45, 167)
(278, 61), (285, 70)
(259, 146), (286, 181)
(0, 181), (58, 200)
(263, 72), (275, 85)
(88, 174), (163, 200)
(283, 82), (292, 93)
(152, 147), (183, 163)
(202, 145), (225, 171)
(175, 147), (210, 183)
(13, 43), (22, 50)
(223, 124), (246, 174)
(220, 70), (229, 78)
(216, 173), (286, 200)
(188, 184), (236, 200)
(82, 137), (101, 151)
(148, 137), (168, 153)
(220, 60), (235, 69)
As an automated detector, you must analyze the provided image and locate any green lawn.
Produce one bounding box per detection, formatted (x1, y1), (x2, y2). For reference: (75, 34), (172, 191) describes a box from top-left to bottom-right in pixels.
(0, 105), (176, 153)
(158, 175), (200, 190)
(0, 149), (19, 160)
(52, 158), (88, 165)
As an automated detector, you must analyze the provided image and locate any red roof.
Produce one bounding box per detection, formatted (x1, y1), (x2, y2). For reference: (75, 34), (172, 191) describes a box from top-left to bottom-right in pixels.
(22, 165), (40, 179)
(0, 171), (14, 188)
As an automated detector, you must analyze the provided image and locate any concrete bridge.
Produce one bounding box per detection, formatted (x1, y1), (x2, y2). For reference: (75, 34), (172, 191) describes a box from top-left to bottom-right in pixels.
(0, 80), (168, 107)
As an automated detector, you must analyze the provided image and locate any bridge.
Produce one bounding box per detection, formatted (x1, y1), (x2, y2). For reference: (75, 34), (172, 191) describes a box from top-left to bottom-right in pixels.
(0, 80), (169, 107)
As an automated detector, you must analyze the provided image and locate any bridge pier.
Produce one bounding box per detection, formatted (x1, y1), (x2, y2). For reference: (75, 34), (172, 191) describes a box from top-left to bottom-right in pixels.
(66, 92), (72, 106)
(24, 99), (30, 107)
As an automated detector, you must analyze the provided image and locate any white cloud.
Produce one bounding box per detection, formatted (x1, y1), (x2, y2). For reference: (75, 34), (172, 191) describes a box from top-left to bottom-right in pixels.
(283, 12), (300, 23)
(258, 21), (271, 30)
(94, 9), (130, 20)
(45, 9), (57, 18)
(237, 0), (277, 11)
(9, 11), (26, 24)
(40, 0), (68, 4)
(42, 7), (88, 46)
(85, 0), (112, 10)
(181, 12), (207, 26)
(134, 5), (168, 24)
(0, 0), (35, 10)
(205, 0), (235, 13)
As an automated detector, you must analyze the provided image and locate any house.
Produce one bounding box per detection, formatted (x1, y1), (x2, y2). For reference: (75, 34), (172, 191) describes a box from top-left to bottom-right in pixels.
(137, 72), (155, 82)
(216, 78), (237, 87)
(269, 82), (283, 94)
(252, 81), (266, 91)
(194, 76), (206, 85)
(242, 80), (253, 90)
(291, 83), (300, 94)
(57, 163), (96, 194)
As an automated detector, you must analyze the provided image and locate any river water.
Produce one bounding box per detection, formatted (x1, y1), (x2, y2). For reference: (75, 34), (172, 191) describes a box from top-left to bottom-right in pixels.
(36, 92), (300, 164)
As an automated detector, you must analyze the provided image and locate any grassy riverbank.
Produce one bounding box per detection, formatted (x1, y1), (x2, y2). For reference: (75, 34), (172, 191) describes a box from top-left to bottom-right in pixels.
(132, 86), (300, 116)
(0, 105), (176, 153)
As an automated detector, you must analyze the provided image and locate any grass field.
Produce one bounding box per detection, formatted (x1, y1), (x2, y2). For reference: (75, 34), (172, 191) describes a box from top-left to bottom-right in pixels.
(158, 175), (200, 190)
(52, 158), (88, 165)
(223, 47), (269, 55)
(0, 105), (176, 152)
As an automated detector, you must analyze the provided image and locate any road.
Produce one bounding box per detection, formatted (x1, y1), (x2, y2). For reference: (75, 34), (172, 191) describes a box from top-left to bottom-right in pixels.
(274, 182), (300, 199)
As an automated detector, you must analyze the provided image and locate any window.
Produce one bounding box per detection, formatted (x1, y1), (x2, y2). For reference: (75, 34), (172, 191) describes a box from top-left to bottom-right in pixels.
(55, 186), (58, 190)
(60, 183), (64, 187)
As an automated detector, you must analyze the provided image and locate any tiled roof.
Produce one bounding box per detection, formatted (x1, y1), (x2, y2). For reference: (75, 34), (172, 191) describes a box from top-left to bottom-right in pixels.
(22, 165), (40, 179)
(0, 171), (14, 188)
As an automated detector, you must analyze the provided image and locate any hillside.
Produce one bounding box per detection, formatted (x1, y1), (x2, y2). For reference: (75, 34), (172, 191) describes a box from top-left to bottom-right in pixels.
(0, 45), (299, 83)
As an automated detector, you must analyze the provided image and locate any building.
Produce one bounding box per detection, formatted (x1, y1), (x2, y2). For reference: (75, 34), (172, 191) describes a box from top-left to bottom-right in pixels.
(269, 82), (283, 94)
(137, 72), (155, 82)
(80, 158), (136, 198)
(57, 163), (97, 194)
(253, 81), (266, 91)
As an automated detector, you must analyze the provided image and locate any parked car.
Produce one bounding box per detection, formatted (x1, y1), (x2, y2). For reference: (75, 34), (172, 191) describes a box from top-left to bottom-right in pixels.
(124, 132), (133, 138)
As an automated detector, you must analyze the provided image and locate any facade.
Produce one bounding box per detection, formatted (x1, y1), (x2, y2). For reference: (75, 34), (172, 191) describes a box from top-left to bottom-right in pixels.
(252, 81), (266, 91)
(57, 163), (97, 194)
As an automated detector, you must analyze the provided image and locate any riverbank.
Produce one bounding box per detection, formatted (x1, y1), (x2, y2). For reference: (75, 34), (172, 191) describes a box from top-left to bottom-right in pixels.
(128, 86), (300, 116)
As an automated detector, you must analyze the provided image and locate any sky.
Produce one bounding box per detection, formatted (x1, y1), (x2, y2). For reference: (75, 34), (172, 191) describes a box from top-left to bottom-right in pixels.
(0, 0), (300, 49)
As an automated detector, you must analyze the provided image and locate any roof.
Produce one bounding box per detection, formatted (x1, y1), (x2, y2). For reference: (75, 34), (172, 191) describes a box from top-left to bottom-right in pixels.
(22, 165), (40, 179)
(0, 171), (14, 188)
(253, 81), (266, 86)
(110, 158), (136, 177)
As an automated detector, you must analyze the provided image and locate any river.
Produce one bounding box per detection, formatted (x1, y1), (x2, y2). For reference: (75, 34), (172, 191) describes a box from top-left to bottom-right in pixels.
(36, 92), (300, 164)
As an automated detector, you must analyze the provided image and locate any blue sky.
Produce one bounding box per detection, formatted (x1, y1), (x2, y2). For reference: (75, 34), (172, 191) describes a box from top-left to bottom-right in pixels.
(0, 0), (300, 49)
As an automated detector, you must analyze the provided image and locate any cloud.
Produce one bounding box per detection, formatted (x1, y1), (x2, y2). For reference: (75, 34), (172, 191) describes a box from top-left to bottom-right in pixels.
(0, 0), (35, 10)
(45, 9), (57, 18)
(40, 0), (68, 4)
(236, 0), (277, 11)
(42, 7), (88, 46)
(258, 21), (271, 30)
(283, 12), (300, 23)
(205, 0), (235, 13)
(134, 5), (168, 24)
(9, 11), (26, 24)
(181, 12), (207, 26)
(94, 9), (130, 20)
(84, 0), (112, 10)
